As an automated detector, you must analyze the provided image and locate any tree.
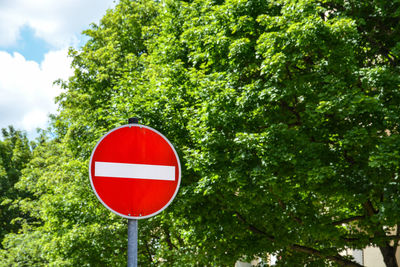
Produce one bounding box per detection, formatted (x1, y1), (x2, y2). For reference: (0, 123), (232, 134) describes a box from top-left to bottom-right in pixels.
(2, 0), (400, 266)
(139, 0), (400, 265)
(0, 126), (32, 248)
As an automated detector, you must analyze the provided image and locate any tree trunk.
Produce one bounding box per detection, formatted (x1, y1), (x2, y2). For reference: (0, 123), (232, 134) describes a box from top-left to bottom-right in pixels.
(380, 245), (398, 267)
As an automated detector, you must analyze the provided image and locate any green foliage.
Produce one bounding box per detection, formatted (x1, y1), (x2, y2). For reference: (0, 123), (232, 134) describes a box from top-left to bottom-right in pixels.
(0, 126), (32, 248)
(2, 0), (400, 266)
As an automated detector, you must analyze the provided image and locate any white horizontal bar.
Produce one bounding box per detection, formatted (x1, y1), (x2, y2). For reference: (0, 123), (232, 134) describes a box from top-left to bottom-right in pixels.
(95, 162), (175, 181)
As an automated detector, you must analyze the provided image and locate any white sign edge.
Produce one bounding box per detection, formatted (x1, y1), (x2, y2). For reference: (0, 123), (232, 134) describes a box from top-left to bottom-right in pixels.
(88, 124), (182, 220)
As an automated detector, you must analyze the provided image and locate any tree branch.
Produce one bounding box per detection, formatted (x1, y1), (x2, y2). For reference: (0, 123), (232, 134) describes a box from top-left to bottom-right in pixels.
(290, 244), (363, 267)
(281, 100), (302, 126)
(163, 227), (178, 250)
(234, 211), (274, 240)
(234, 211), (362, 267)
(363, 199), (378, 216)
(332, 215), (365, 226)
(144, 241), (154, 263)
(394, 224), (400, 250)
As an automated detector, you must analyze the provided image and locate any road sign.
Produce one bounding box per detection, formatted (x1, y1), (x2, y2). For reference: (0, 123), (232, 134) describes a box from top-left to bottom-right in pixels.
(89, 124), (181, 219)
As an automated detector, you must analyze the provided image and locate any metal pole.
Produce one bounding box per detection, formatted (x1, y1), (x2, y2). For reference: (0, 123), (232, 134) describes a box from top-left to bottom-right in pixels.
(127, 117), (139, 267)
(128, 219), (138, 267)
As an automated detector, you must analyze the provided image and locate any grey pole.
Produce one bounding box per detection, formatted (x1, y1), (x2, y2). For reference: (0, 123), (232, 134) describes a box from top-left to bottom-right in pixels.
(128, 219), (138, 267)
(127, 117), (139, 267)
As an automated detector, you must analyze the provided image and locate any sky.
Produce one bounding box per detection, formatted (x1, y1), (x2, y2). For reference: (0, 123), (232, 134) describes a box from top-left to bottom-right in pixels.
(0, 0), (116, 139)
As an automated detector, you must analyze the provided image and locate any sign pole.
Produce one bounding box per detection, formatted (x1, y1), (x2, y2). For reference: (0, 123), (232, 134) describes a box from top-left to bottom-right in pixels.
(127, 117), (139, 267)
(127, 219), (138, 267)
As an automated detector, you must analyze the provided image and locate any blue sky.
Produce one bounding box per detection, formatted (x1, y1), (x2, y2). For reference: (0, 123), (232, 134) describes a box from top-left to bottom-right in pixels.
(3, 26), (51, 62)
(0, 0), (115, 139)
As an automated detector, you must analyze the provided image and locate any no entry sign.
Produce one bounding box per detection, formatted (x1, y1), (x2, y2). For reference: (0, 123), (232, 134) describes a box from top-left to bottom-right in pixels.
(89, 124), (181, 219)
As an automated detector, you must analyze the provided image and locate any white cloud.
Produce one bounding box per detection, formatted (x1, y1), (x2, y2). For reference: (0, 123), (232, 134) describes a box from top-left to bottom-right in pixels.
(0, 50), (73, 134)
(0, 0), (115, 138)
(0, 0), (115, 48)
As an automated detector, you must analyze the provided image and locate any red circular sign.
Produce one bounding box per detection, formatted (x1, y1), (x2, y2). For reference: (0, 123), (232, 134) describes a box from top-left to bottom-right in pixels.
(89, 124), (181, 219)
